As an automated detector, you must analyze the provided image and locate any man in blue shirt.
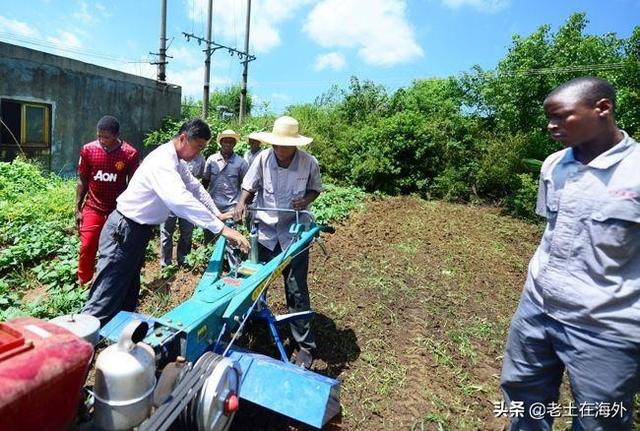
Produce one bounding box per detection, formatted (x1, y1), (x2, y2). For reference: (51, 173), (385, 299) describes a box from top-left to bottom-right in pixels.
(501, 77), (640, 430)
(202, 129), (249, 246)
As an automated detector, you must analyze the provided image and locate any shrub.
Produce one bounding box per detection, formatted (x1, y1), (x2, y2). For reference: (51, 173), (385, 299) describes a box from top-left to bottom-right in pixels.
(505, 173), (540, 220)
(312, 184), (365, 224)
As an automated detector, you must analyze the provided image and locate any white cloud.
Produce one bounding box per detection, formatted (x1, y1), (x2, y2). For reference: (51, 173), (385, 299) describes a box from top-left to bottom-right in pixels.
(0, 15), (39, 38)
(73, 1), (111, 24)
(314, 52), (346, 71)
(47, 31), (83, 49)
(73, 1), (94, 24)
(441, 0), (510, 13)
(169, 45), (202, 68)
(304, 0), (423, 67)
(187, 0), (313, 53)
(271, 92), (292, 102)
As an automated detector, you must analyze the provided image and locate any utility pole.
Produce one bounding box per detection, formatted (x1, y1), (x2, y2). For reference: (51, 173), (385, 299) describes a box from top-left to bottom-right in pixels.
(155, 0), (168, 82)
(183, 7), (256, 120)
(239, 0), (252, 123)
(203, 0), (213, 119)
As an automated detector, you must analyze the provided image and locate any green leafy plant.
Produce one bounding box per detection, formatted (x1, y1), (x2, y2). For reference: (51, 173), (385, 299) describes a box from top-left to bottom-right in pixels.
(312, 184), (365, 224)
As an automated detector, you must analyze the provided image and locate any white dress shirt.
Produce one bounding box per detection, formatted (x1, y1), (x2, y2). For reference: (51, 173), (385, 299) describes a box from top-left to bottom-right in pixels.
(117, 141), (224, 234)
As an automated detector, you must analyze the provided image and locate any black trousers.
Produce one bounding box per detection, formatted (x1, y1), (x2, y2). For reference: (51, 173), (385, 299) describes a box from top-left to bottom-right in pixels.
(82, 211), (153, 326)
(259, 242), (316, 350)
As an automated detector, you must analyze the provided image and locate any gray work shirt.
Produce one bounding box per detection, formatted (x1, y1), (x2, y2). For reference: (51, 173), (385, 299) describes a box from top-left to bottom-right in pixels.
(183, 153), (205, 179)
(244, 148), (262, 167)
(524, 131), (640, 341)
(203, 152), (249, 212)
(241, 148), (323, 251)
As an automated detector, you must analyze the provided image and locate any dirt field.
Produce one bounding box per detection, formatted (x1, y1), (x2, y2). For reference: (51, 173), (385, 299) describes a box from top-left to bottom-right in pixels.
(137, 195), (553, 430)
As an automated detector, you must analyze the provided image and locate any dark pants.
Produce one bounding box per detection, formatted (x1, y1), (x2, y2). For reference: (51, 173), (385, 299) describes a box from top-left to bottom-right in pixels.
(160, 213), (194, 266)
(204, 211), (242, 269)
(501, 295), (640, 431)
(259, 243), (316, 350)
(82, 211), (153, 326)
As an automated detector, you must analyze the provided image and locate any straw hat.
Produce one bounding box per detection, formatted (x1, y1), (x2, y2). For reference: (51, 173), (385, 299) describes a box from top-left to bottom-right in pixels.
(216, 129), (240, 145)
(248, 116), (313, 147)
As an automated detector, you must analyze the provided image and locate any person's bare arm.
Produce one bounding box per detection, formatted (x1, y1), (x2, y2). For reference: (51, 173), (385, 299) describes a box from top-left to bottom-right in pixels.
(234, 189), (255, 222)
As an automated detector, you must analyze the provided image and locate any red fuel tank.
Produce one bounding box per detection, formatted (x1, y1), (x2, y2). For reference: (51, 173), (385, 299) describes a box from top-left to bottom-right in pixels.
(0, 317), (94, 431)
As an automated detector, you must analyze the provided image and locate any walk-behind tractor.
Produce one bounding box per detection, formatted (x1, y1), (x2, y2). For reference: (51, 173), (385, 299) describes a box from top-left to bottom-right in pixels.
(0, 209), (340, 431)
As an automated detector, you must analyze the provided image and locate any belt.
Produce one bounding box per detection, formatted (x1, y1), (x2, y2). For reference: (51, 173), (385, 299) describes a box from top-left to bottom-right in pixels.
(116, 210), (151, 228)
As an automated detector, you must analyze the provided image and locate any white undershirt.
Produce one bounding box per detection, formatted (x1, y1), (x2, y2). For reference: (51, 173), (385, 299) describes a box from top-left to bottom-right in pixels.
(117, 141), (224, 234)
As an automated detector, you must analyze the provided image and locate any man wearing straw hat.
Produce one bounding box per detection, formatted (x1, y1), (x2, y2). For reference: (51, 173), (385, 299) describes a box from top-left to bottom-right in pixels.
(234, 116), (322, 369)
(243, 135), (263, 167)
(202, 129), (249, 245)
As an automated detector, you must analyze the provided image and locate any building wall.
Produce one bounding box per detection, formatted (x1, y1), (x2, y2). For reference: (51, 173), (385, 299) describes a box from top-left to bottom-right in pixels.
(0, 41), (181, 176)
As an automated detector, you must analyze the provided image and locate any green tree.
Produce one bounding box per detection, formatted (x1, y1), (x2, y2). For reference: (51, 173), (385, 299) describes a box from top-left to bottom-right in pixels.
(339, 77), (389, 124)
(461, 13), (636, 159)
(209, 85), (253, 117)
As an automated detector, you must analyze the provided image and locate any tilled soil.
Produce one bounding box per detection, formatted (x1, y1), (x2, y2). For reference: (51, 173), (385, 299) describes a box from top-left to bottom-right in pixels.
(139, 196), (543, 430)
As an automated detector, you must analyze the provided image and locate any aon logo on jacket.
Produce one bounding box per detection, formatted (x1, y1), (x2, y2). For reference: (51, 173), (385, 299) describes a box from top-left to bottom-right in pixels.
(93, 170), (118, 182)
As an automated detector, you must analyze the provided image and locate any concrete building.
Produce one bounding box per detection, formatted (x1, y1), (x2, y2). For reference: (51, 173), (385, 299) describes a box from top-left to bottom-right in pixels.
(0, 41), (181, 176)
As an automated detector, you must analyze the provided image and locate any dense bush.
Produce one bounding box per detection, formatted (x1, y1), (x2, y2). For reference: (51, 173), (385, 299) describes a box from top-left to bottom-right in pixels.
(505, 173), (540, 220)
(0, 159), (83, 320)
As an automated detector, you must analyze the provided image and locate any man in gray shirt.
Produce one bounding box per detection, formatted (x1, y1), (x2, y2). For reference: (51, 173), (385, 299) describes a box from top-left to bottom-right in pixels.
(243, 135), (262, 167)
(202, 129), (249, 244)
(501, 77), (640, 430)
(235, 116), (322, 369)
(159, 153), (205, 267)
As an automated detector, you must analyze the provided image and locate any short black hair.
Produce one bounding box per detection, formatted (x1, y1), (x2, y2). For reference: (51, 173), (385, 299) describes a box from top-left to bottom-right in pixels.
(97, 115), (120, 134)
(547, 76), (616, 111)
(175, 118), (212, 141)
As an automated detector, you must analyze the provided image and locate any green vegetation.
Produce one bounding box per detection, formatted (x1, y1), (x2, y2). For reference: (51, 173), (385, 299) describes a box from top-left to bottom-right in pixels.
(313, 184), (365, 224)
(0, 158), (82, 320)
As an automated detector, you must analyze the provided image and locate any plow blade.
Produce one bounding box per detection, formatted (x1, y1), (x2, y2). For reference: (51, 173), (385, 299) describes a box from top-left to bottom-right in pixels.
(227, 349), (340, 429)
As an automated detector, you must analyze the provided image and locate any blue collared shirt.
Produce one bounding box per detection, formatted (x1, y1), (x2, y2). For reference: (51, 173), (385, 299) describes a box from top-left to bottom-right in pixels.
(524, 131), (640, 341)
(244, 148), (262, 167)
(203, 152), (249, 212)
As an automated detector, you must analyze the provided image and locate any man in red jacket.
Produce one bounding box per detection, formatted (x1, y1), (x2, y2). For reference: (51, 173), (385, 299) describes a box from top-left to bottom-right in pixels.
(76, 115), (139, 285)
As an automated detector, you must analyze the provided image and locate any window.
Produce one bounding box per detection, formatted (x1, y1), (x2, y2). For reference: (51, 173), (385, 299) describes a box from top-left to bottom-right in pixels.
(0, 99), (51, 165)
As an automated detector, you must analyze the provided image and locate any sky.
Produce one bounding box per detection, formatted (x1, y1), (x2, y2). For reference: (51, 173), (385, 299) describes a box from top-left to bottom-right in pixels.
(1, 0), (638, 114)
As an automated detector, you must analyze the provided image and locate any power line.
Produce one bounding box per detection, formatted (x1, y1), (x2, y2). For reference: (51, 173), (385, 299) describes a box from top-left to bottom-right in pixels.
(497, 62), (629, 77)
(0, 32), (149, 64)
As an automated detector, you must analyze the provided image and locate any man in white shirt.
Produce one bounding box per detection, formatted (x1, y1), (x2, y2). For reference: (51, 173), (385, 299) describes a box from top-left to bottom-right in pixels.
(82, 118), (249, 326)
